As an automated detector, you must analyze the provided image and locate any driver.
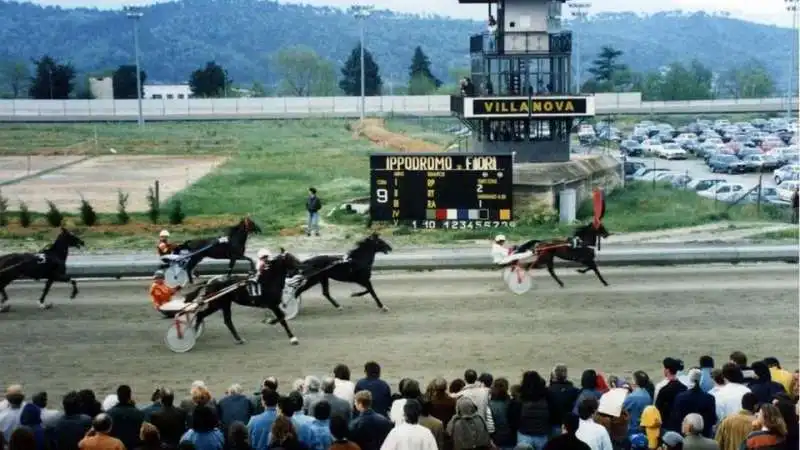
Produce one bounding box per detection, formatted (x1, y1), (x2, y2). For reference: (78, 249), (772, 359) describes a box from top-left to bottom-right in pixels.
(491, 234), (511, 264)
(150, 270), (182, 312)
(156, 230), (174, 256)
(255, 248), (271, 274)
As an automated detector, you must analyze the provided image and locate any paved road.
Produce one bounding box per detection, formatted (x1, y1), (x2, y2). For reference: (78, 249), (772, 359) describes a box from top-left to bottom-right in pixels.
(0, 265), (796, 398)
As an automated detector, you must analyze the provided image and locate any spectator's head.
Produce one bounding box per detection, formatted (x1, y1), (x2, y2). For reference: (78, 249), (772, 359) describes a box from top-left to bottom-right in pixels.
(191, 405), (218, 433)
(681, 413), (704, 436)
(190, 380), (206, 394)
(425, 377), (447, 399)
(9, 427), (36, 450)
(510, 384), (522, 400)
(661, 431), (684, 450)
(490, 378), (510, 401)
(741, 393), (759, 413)
(662, 358), (683, 377)
(580, 370), (598, 390)
(763, 357), (781, 369)
(92, 413), (113, 434)
(20, 403), (42, 428)
(191, 386), (211, 407)
(140, 422), (161, 446)
(227, 384), (243, 396)
(722, 362), (744, 384)
(449, 379), (465, 394)
(401, 379), (421, 400)
(278, 396), (296, 417)
(115, 385), (133, 406)
(308, 187), (317, 196)
(551, 364), (568, 383)
(699, 355), (714, 369)
(330, 415), (349, 441)
(478, 373), (493, 388)
(688, 369), (702, 389)
(711, 369), (725, 387)
(520, 371), (547, 401)
(754, 404), (787, 437)
(287, 391), (304, 414)
(227, 422), (249, 449)
(563, 413), (580, 435)
(291, 379), (304, 393)
(464, 369), (478, 384)
(149, 387), (163, 403)
(455, 396), (478, 417)
(333, 364), (351, 381)
(313, 400), (331, 421)
(270, 416), (296, 444)
(5, 385), (24, 408)
(32, 392), (47, 409)
(263, 377), (278, 392)
(577, 397), (599, 420)
(304, 376), (321, 393)
(752, 361), (772, 382)
(403, 399), (422, 425)
(62, 391), (81, 416)
(321, 377), (336, 395)
(364, 361), (381, 379)
(354, 390), (372, 413)
(160, 388), (175, 407)
(633, 371), (650, 389)
(729, 351), (747, 367)
(262, 388), (279, 409)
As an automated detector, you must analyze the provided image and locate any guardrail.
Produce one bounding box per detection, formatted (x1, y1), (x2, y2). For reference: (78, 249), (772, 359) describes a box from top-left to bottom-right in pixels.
(0, 95), (796, 122)
(64, 245), (798, 278)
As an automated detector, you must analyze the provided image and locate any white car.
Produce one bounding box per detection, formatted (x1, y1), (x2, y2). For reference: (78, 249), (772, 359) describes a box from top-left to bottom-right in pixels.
(776, 181), (800, 202)
(688, 178), (727, 191)
(632, 167), (671, 181)
(773, 164), (800, 185)
(657, 144), (688, 160)
(697, 183), (746, 200)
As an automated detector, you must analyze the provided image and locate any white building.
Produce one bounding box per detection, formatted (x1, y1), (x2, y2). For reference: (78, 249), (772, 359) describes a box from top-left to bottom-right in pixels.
(89, 77), (114, 99)
(143, 84), (192, 99)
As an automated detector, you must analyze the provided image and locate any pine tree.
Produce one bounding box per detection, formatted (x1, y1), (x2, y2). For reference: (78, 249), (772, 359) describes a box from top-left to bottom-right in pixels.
(339, 44), (383, 96)
(407, 46), (441, 94)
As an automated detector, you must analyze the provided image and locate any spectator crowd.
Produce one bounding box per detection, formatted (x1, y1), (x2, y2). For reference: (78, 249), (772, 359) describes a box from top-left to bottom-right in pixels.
(0, 351), (797, 450)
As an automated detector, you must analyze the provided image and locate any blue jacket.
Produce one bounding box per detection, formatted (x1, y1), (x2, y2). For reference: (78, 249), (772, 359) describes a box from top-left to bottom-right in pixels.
(623, 388), (652, 435)
(354, 378), (392, 417)
(572, 389), (603, 415)
(699, 368), (715, 393)
(306, 419), (332, 450)
(669, 387), (716, 437)
(248, 407), (278, 450)
(348, 409), (393, 450)
(180, 429), (225, 450)
(218, 394), (254, 428)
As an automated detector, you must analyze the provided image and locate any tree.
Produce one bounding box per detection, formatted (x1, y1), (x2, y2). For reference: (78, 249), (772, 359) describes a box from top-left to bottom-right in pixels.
(657, 61), (713, 101)
(0, 61), (29, 98)
(272, 45), (337, 96)
(585, 46), (629, 92)
(718, 62), (775, 99)
(250, 81), (268, 97)
(112, 64), (147, 99)
(189, 61), (231, 98)
(28, 55), (75, 99)
(339, 44), (382, 96)
(407, 46), (441, 95)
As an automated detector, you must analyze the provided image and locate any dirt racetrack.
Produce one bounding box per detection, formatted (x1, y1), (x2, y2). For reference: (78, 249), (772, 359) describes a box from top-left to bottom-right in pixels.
(0, 265), (796, 398)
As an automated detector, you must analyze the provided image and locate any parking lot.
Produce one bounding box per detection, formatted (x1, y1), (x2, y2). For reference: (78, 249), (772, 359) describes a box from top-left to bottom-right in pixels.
(626, 156), (778, 189)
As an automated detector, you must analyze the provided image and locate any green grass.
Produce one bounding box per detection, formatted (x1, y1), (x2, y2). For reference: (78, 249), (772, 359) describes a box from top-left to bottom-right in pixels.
(749, 228), (799, 241)
(383, 117), (462, 148)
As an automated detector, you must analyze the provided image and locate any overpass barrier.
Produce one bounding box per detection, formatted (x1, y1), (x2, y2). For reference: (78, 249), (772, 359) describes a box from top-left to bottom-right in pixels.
(63, 244), (798, 278)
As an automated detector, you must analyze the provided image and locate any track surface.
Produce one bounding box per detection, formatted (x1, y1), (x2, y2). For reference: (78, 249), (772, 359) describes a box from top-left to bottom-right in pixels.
(0, 265), (796, 398)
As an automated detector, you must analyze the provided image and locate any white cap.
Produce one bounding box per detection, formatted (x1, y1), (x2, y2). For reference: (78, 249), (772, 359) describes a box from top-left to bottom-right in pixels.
(494, 234), (506, 242)
(159, 229), (170, 237)
(257, 248), (271, 259)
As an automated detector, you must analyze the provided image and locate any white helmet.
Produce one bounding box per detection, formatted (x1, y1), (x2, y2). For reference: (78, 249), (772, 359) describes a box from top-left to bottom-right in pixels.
(159, 229), (170, 238)
(494, 234), (506, 243)
(257, 248), (271, 259)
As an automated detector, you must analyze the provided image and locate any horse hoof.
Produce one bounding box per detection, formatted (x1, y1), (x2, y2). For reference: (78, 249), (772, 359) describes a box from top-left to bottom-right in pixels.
(70, 293), (78, 299)
(0, 305), (9, 313)
(39, 303), (53, 310)
(267, 318), (278, 326)
(235, 339), (246, 345)
(381, 306), (389, 313)
(290, 337), (299, 345)
(335, 306), (343, 311)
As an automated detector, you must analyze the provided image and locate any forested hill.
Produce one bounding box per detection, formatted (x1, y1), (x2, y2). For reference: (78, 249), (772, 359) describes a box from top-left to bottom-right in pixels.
(0, 0), (795, 87)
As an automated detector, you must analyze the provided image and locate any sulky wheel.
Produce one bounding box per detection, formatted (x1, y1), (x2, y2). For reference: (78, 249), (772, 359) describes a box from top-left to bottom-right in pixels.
(164, 319), (197, 353)
(164, 265), (190, 289)
(280, 284), (302, 321)
(505, 267), (533, 295)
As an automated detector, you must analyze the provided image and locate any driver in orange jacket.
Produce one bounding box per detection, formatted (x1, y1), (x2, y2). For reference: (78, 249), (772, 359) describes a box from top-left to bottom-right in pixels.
(150, 270), (182, 311)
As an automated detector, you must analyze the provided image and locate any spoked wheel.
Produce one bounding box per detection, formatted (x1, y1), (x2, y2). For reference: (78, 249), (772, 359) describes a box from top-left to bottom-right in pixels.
(504, 266), (533, 295)
(165, 317), (197, 353)
(280, 284), (302, 321)
(164, 265), (189, 289)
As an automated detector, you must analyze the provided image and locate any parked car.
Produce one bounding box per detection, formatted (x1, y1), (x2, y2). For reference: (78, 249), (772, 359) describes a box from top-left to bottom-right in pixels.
(620, 140), (644, 156)
(632, 167), (671, 181)
(688, 178), (727, 192)
(656, 143), (688, 160)
(698, 183), (746, 200)
(773, 164), (800, 185)
(735, 186), (780, 205)
(708, 154), (746, 174)
(776, 180), (800, 202)
(670, 174), (693, 188)
(741, 154), (781, 172)
(624, 161), (646, 180)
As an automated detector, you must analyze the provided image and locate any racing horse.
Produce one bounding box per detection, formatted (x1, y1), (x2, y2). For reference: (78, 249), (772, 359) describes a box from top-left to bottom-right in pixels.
(182, 249), (302, 345)
(510, 188), (610, 288)
(291, 232), (393, 312)
(171, 216), (262, 283)
(0, 227), (85, 312)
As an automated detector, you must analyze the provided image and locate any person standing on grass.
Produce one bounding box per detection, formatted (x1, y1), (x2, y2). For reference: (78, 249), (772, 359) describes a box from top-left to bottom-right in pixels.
(791, 187), (798, 223)
(306, 188), (322, 237)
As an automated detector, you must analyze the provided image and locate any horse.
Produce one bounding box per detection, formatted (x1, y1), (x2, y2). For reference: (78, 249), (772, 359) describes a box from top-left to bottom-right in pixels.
(290, 232), (393, 312)
(513, 222), (610, 288)
(171, 217), (262, 283)
(0, 227), (85, 312)
(181, 249), (302, 345)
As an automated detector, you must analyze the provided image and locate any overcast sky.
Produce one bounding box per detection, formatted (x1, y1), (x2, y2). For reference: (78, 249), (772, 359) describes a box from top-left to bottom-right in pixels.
(27, 0), (799, 28)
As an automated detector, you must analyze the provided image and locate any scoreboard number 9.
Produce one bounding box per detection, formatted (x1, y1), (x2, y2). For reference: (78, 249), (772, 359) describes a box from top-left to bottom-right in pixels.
(376, 188), (388, 203)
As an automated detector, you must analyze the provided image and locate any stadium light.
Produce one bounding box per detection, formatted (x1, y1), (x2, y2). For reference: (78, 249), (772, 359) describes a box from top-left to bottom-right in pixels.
(350, 5), (374, 121)
(568, 1), (591, 94)
(125, 6), (144, 127)
(786, 0), (799, 120)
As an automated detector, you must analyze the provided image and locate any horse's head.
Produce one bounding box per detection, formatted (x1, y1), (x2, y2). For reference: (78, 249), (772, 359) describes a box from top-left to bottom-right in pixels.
(240, 216), (262, 235)
(360, 232), (392, 255)
(574, 222), (610, 247)
(57, 227), (85, 249)
(265, 250), (301, 278)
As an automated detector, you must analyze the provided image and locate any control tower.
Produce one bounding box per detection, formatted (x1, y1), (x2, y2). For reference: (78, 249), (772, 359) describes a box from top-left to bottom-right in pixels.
(450, 0), (596, 163)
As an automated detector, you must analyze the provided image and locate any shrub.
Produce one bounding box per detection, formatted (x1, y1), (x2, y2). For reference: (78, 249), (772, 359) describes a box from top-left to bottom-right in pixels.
(146, 186), (159, 224)
(19, 202), (31, 228)
(168, 200), (186, 225)
(117, 190), (130, 225)
(0, 190), (8, 227)
(79, 196), (98, 227)
(45, 201), (64, 227)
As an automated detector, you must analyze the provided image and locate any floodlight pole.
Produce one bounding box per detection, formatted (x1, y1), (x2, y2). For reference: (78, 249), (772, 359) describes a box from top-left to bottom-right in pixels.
(786, 0), (799, 120)
(568, 2), (591, 94)
(352, 5), (373, 121)
(126, 7), (144, 127)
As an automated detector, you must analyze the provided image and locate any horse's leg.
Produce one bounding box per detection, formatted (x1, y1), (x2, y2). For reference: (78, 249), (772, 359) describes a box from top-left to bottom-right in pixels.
(38, 278), (55, 309)
(319, 278), (341, 310)
(51, 273), (79, 299)
(585, 259), (609, 286)
(577, 267), (591, 274)
(221, 302), (245, 344)
(355, 279), (388, 312)
(267, 304), (299, 345)
(0, 283), (9, 313)
(544, 256), (565, 288)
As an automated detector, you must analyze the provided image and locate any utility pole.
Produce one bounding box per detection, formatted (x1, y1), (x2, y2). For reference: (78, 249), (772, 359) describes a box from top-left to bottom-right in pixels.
(786, 0), (799, 120)
(568, 1), (591, 94)
(125, 6), (144, 127)
(351, 5), (373, 121)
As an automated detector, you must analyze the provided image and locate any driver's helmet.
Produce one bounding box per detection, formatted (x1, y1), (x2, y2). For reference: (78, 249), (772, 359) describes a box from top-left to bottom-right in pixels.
(257, 248), (271, 260)
(159, 230), (170, 238)
(494, 234), (506, 243)
(153, 270), (165, 280)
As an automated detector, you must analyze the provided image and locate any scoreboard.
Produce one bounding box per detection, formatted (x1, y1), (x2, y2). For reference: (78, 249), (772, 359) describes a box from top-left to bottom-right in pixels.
(369, 153), (514, 229)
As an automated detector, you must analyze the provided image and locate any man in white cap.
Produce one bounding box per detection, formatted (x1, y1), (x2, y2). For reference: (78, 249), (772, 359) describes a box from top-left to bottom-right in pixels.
(157, 230), (174, 256)
(491, 235), (510, 264)
(256, 248), (271, 274)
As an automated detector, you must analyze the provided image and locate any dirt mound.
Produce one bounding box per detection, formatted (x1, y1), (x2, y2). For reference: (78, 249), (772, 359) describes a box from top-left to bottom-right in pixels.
(353, 119), (441, 152)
